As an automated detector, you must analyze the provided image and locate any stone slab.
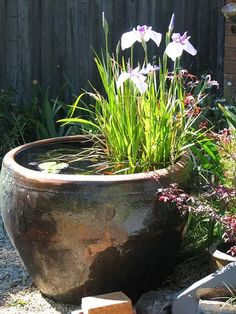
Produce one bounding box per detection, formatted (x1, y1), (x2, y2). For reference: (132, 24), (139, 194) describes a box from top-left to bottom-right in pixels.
(172, 262), (236, 314)
(81, 291), (134, 314)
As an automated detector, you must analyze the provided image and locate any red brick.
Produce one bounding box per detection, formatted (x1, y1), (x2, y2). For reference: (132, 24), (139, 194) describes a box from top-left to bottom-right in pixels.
(81, 291), (134, 314)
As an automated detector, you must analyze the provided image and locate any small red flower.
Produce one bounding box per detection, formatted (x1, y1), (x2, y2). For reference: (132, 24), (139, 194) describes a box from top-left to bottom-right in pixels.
(184, 93), (194, 106)
(228, 246), (236, 256)
(199, 121), (208, 130)
(159, 195), (169, 202)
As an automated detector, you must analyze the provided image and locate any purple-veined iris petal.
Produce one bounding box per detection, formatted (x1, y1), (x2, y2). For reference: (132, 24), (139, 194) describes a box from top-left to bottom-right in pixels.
(179, 32), (188, 44)
(137, 25), (152, 42)
(137, 25), (149, 37)
(165, 32), (197, 61)
(121, 25), (162, 50)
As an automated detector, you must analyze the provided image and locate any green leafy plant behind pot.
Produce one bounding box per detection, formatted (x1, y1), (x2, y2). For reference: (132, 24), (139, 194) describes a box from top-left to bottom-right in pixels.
(0, 85), (80, 162)
(30, 87), (75, 139)
(218, 103), (236, 129)
(60, 14), (219, 174)
(217, 103), (236, 187)
(0, 88), (31, 160)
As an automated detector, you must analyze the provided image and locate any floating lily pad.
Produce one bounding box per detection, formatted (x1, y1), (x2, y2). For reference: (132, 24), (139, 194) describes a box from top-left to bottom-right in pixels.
(38, 162), (68, 174)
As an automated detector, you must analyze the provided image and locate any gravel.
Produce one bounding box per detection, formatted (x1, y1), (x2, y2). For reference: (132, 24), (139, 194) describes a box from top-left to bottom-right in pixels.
(0, 214), (212, 313)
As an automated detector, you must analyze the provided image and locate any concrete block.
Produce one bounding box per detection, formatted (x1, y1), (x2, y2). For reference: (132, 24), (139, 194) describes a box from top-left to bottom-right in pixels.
(172, 262), (236, 314)
(81, 291), (134, 314)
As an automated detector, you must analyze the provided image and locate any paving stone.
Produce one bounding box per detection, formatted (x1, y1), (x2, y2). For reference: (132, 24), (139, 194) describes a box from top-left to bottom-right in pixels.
(172, 262), (236, 314)
(81, 291), (133, 314)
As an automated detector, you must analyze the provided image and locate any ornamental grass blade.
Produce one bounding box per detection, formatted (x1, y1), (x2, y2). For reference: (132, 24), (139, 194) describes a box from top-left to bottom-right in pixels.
(58, 118), (100, 131)
(218, 103), (236, 129)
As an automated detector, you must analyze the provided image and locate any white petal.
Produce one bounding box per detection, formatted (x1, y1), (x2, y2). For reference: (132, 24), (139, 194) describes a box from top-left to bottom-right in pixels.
(138, 73), (147, 82)
(132, 66), (141, 74)
(140, 63), (154, 75)
(121, 30), (139, 50)
(183, 40), (197, 56)
(140, 65), (150, 75)
(165, 42), (183, 61)
(117, 72), (130, 89)
(150, 30), (162, 47)
(143, 31), (151, 42)
(131, 75), (148, 94)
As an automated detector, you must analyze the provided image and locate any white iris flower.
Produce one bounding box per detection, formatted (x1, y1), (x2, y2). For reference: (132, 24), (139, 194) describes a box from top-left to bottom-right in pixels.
(165, 32), (197, 61)
(121, 25), (162, 50)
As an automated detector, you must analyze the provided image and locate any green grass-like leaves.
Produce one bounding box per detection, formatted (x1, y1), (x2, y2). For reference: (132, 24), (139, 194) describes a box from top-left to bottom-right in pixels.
(60, 22), (216, 174)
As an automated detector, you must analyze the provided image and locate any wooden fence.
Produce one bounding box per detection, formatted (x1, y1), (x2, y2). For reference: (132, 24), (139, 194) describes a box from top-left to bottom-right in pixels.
(0, 0), (225, 103)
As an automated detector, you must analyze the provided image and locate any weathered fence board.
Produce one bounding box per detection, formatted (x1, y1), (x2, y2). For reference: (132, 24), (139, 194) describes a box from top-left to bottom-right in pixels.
(0, 0), (225, 103)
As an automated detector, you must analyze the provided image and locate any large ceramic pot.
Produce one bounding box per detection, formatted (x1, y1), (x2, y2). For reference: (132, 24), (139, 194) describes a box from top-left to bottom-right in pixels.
(0, 136), (192, 304)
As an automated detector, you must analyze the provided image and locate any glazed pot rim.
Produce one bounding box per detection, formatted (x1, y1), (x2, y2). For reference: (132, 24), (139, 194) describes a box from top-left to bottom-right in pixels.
(2, 135), (192, 183)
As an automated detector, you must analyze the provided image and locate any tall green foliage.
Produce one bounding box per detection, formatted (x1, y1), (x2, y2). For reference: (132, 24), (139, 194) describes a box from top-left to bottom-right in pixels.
(61, 16), (219, 174)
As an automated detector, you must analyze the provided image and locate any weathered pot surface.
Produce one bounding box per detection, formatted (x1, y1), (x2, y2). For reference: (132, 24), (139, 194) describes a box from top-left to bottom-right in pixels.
(0, 135), (192, 304)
